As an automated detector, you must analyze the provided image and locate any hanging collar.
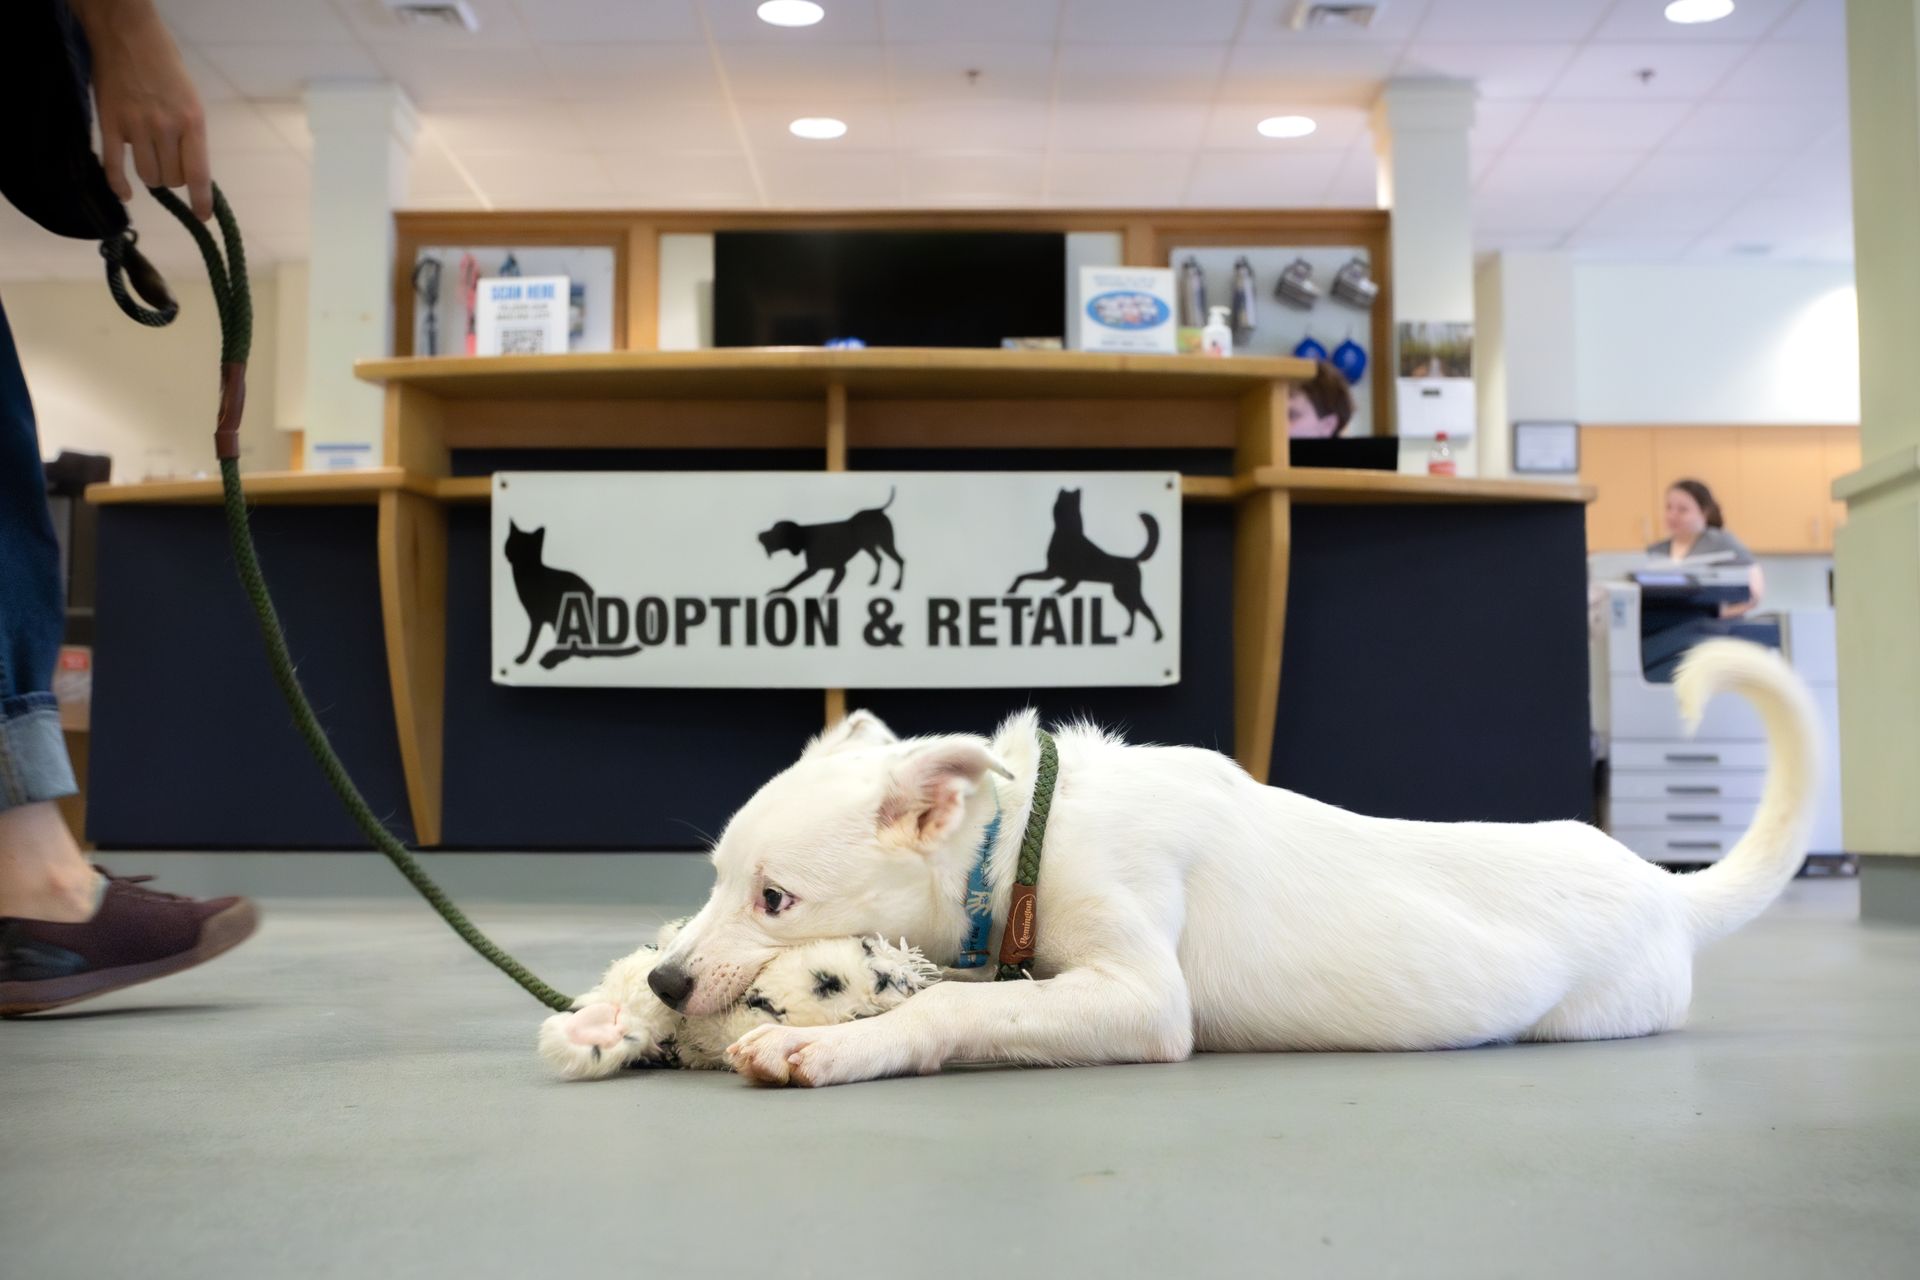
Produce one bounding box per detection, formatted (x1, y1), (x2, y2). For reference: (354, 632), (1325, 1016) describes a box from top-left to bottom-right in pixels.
(949, 729), (1058, 980)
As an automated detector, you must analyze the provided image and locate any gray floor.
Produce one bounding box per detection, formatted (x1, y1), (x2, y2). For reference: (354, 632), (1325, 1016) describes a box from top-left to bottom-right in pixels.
(4, 867), (1916, 1280)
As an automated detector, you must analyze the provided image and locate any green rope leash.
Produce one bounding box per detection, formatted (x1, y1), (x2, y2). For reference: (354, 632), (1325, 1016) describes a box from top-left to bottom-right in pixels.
(996, 729), (1057, 981)
(107, 185), (572, 1012)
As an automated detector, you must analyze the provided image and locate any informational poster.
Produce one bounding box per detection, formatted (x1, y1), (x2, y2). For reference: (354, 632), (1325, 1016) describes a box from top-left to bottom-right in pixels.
(1075, 266), (1177, 353)
(475, 275), (570, 356)
(492, 472), (1182, 688)
(1395, 320), (1475, 438)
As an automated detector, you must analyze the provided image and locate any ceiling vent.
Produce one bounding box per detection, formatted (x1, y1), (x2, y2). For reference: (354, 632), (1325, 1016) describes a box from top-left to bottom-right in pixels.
(381, 1), (480, 32)
(1289, 2), (1383, 30)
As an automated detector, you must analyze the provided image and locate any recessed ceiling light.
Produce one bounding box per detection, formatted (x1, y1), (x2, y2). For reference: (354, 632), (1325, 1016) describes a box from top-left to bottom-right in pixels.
(1257, 115), (1317, 139)
(758, 0), (825, 27)
(1664, 0), (1734, 24)
(789, 116), (847, 140)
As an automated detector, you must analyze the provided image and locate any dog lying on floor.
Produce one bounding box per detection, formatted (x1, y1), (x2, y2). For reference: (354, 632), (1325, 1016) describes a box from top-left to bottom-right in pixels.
(539, 923), (938, 1079)
(573, 638), (1819, 1088)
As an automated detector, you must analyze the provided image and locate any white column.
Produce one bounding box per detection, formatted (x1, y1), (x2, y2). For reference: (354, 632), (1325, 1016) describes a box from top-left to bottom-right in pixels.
(1475, 251), (1579, 478)
(301, 83), (416, 470)
(1372, 79), (1478, 474)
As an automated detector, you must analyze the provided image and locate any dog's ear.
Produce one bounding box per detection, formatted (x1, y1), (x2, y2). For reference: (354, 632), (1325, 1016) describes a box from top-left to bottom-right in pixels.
(804, 709), (898, 760)
(876, 736), (1013, 850)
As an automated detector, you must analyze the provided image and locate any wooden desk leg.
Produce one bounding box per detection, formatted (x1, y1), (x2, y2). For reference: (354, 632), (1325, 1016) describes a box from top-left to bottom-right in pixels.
(378, 490), (447, 846)
(1233, 488), (1291, 783)
(825, 380), (848, 728)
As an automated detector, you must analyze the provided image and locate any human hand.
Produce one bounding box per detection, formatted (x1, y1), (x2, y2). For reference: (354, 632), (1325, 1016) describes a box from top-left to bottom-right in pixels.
(72, 0), (212, 220)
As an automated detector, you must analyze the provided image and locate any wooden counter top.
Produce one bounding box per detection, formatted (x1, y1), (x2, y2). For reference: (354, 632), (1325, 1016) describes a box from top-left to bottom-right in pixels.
(354, 347), (1323, 401)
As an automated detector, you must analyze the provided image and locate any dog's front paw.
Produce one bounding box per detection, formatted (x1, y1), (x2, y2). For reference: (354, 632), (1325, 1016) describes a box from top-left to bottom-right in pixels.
(539, 1002), (681, 1080)
(725, 1022), (924, 1088)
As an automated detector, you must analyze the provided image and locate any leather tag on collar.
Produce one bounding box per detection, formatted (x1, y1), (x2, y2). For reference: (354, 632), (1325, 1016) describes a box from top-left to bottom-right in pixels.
(999, 881), (1038, 969)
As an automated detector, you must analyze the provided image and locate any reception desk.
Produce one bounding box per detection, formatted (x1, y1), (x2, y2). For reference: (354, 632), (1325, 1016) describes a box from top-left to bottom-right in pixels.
(85, 350), (1593, 850)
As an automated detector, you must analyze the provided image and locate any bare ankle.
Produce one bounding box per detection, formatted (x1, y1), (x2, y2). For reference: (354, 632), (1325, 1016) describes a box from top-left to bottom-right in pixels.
(0, 801), (97, 922)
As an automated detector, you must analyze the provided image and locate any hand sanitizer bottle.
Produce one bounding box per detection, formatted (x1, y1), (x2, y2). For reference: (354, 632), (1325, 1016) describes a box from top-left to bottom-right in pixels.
(1202, 305), (1233, 358)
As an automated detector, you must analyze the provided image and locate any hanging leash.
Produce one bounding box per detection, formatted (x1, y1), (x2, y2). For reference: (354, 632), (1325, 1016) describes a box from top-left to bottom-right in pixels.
(101, 186), (572, 1012)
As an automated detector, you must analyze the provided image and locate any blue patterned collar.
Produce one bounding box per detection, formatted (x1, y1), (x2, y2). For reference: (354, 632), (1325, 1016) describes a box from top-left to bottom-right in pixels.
(952, 796), (1002, 969)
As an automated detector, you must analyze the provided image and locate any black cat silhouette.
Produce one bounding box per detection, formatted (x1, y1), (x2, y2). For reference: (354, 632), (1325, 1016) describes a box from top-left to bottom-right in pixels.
(757, 488), (905, 595)
(1007, 488), (1163, 641)
(503, 521), (640, 669)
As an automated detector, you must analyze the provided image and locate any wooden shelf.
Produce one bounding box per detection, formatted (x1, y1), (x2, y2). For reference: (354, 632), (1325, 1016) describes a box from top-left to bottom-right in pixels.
(355, 348), (1321, 402)
(86, 467), (437, 506)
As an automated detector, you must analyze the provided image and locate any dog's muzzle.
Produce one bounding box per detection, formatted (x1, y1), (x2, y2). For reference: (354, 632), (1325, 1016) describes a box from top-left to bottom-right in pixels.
(647, 962), (695, 1012)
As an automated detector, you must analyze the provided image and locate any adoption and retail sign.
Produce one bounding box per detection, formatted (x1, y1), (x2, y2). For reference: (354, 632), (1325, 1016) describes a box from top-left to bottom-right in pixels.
(492, 472), (1181, 688)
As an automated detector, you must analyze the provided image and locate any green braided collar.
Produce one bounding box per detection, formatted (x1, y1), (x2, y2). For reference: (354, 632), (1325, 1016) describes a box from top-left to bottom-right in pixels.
(995, 728), (1058, 981)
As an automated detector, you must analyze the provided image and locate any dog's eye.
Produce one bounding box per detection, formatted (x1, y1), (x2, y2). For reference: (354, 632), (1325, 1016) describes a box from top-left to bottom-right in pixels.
(761, 886), (794, 916)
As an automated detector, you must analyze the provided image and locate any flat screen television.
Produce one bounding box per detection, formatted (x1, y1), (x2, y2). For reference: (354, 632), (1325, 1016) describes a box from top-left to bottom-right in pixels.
(712, 230), (1066, 349)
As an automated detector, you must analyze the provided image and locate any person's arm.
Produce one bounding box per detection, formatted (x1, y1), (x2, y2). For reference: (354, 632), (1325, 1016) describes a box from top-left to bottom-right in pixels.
(1723, 561), (1766, 617)
(68, 0), (212, 220)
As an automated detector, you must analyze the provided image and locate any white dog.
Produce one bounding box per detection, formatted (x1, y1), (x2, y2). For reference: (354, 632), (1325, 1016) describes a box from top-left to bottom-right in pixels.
(641, 638), (1817, 1088)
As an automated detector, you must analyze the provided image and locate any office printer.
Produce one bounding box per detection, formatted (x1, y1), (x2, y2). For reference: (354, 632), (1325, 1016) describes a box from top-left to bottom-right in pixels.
(1592, 560), (1843, 864)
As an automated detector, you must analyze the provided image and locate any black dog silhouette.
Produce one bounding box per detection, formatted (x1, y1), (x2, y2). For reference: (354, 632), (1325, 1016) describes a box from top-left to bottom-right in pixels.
(503, 521), (640, 669)
(1007, 488), (1163, 641)
(758, 488), (905, 595)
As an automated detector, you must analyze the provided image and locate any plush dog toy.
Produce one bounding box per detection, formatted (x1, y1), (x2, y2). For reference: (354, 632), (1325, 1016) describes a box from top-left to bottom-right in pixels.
(538, 920), (940, 1080)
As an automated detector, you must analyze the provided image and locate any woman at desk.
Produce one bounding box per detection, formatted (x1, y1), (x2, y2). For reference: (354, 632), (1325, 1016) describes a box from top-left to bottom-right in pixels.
(1647, 478), (1764, 617)
(1640, 478), (1766, 681)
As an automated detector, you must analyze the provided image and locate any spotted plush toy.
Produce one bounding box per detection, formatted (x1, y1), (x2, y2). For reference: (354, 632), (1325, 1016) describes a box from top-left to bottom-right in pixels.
(538, 920), (940, 1080)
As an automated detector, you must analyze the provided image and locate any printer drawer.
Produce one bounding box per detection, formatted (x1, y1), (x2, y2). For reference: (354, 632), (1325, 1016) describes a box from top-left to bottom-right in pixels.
(1611, 741), (1771, 772)
(1611, 773), (1767, 801)
(1612, 799), (1758, 829)
(1612, 827), (1735, 863)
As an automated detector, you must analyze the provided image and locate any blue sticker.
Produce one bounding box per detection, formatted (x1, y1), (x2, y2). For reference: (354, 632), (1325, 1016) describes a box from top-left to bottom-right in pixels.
(1086, 290), (1171, 331)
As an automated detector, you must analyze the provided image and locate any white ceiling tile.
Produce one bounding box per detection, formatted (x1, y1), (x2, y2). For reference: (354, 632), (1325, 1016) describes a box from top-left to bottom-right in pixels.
(1508, 100), (1690, 150)
(540, 45), (728, 104)
(882, 0), (1062, 43)
(562, 97), (744, 148)
(1770, 0), (1848, 42)
(1662, 100), (1844, 151)
(1715, 39), (1849, 100)
(1470, 99), (1535, 151)
(892, 101), (1048, 150)
(1060, 0), (1245, 44)
(331, 0), (527, 46)
(1475, 229), (1568, 253)
(1218, 41), (1401, 102)
(201, 101), (296, 153)
(1414, 0), (1613, 42)
(420, 104), (588, 153)
(599, 151), (759, 200)
(1397, 43), (1578, 99)
(704, 0), (884, 41)
(1579, 188), (1742, 235)
(1474, 187), (1608, 231)
(1704, 191), (1852, 238)
(402, 193), (493, 211)
(1051, 103), (1211, 152)
(734, 102), (897, 151)
(903, 153), (1048, 202)
(1185, 148), (1347, 206)
(1589, 0), (1800, 42)
(1203, 104), (1369, 149)
(156, 0), (353, 43)
(888, 44), (1057, 101)
(1615, 147), (1789, 195)
(1563, 231), (1694, 261)
(1047, 151), (1189, 204)
(223, 192), (310, 236)
(757, 152), (903, 205)
(202, 151), (311, 199)
(513, 0), (700, 43)
(195, 43), (384, 99)
(717, 43), (892, 102)
(1688, 229), (1853, 262)
(456, 150), (614, 198)
(1056, 44), (1231, 102)
(252, 101), (313, 152)
(1755, 130), (1848, 194)
(374, 46), (559, 105)
(179, 45), (241, 102)
(1239, 0), (1433, 43)
(409, 145), (479, 200)
(1479, 148), (1643, 195)
(1325, 144), (1383, 205)
(1548, 41), (1750, 99)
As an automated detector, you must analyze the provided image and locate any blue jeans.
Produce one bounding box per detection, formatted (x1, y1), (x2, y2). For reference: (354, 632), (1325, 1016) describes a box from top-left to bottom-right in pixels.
(0, 295), (76, 811)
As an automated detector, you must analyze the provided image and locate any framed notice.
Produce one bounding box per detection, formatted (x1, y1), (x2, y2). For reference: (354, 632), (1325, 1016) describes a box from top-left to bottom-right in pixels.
(492, 472), (1182, 688)
(1075, 266), (1177, 354)
(475, 275), (569, 356)
(1512, 421), (1580, 475)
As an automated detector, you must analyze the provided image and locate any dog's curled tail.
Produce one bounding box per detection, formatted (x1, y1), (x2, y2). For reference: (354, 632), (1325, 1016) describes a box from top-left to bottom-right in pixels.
(1133, 512), (1160, 562)
(1669, 639), (1821, 948)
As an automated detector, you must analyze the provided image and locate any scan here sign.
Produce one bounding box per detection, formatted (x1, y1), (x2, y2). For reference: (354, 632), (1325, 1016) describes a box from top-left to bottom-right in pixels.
(491, 472), (1181, 688)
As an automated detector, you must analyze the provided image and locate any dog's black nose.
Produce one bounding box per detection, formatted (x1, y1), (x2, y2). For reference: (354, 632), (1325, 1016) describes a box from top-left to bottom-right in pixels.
(648, 963), (695, 1012)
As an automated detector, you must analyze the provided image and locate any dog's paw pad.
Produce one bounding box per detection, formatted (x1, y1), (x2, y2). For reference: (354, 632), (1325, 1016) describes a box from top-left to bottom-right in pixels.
(562, 1002), (627, 1049)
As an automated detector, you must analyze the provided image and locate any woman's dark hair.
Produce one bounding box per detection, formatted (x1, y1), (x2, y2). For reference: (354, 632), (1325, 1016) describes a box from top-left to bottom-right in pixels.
(1669, 478), (1724, 529)
(1298, 359), (1354, 436)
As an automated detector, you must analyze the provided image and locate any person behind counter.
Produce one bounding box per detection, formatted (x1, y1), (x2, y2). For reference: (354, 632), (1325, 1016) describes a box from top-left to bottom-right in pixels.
(1647, 478), (1764, 618)
(1285, 359), (1354, 439)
